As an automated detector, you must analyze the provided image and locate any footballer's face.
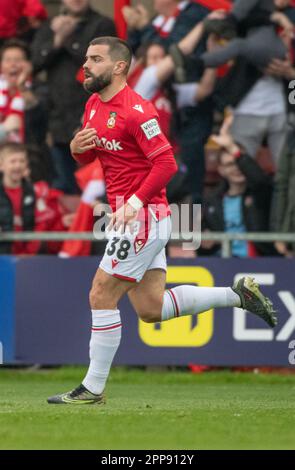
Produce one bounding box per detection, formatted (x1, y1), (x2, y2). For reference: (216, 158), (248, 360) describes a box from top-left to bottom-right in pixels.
(83, 45), (116, 94)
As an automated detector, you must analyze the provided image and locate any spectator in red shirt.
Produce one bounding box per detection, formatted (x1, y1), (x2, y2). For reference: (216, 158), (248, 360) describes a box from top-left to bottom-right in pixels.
(0, 40), (28, 143)
(0, 0), (47, 45)
(0, 142), (35, 254)
(0, 142), (63, 255)
(0, 39), (50, 148)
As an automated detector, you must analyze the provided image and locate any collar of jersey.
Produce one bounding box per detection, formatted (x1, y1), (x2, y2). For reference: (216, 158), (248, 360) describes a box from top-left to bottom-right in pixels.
(97, 84), (127, 105)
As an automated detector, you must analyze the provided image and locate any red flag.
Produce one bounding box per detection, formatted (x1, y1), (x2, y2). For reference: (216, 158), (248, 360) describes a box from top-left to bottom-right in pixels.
(114, 0), (130, 39)
(59, 162), (105, 258)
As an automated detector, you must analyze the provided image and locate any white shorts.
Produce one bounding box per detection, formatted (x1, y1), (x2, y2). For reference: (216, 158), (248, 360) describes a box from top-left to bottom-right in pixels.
(100, 216), (171, 283)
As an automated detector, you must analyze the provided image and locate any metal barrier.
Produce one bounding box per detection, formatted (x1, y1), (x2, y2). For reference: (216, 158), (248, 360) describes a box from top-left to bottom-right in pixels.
(1, 231), (295, 258)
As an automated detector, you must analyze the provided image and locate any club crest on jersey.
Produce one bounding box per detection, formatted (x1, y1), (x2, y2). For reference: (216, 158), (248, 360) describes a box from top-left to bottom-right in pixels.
(90, 110), (96, 120)
(107, 111), (117, 129)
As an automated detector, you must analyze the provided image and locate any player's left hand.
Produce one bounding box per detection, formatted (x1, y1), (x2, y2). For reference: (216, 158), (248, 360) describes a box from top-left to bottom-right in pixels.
(107, 203), (138, 233)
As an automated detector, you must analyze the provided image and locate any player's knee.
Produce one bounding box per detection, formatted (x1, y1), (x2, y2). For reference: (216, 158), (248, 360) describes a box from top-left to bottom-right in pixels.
(138, 309), (161, 324)
(89, 282), (107, 307)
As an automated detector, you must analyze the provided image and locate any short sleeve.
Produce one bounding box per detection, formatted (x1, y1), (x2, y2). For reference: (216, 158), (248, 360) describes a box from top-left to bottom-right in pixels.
(128, 103), (172, 160)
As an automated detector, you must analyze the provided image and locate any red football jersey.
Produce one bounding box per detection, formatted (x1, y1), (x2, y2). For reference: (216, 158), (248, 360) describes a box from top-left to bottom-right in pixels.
(79, 85), (174, 219)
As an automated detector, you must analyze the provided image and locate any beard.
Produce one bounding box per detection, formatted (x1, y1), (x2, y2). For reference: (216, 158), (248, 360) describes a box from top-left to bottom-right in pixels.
(83, 70), (113, 94)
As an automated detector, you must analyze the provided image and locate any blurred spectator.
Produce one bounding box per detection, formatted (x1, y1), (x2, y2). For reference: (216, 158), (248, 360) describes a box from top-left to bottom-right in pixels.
(200, 1), (289, 69)
(0, 40), (27, 143)
(125, 4), (216, 207)
(201, 117), (277, 257)
(271, 133), (295, 257)
(168, 3), (291, 168)
(169, 15), (215, 207)
(0, 142), (66, 255)
(225, 2), (294, 166)
(130, 23), (217, 145)
(129, 23), (217, 207)
(123, 0), (209, 54)
(0, 142), (37, 254)
(59, 160), (106, 258)
(275, 0), (295, 23)
(31, 0), (116, 194)
(129, 43), (174, 139)
(0, 0), (47, 45)
(265, 52), (295, 250)
(0, 39), (53, 179)
(229, 71), (287, 167)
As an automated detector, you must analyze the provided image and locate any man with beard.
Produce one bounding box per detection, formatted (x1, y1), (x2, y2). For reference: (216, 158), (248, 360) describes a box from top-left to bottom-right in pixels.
(47, 37), (277, 405)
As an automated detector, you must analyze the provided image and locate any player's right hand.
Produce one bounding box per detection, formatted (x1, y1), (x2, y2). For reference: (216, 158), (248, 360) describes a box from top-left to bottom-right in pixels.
(70, 122), (97, 154)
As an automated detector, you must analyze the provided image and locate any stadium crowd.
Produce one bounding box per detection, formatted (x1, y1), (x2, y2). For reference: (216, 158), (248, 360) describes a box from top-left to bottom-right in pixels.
(1, 0), (295, 258)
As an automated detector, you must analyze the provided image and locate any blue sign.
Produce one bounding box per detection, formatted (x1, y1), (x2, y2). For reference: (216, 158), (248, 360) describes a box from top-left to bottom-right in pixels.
(1, 256), (295, 366)
(0, 257), (17, 363)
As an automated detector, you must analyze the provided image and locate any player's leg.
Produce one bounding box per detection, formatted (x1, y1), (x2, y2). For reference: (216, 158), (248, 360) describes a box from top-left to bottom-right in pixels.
(129, 266), (241, 323)
(128, 268), (167, 323)
(47, 268), (134, 405)
(129, 260), (277, 328)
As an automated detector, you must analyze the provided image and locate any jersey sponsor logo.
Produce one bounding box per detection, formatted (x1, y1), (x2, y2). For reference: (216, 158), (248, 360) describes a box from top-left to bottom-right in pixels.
(107, 111), (117, 128)
(94, 136), (123, 151)
(141, 119), (161, 140)
(90, 110), (96, 119)
(133, 104), (144, 113)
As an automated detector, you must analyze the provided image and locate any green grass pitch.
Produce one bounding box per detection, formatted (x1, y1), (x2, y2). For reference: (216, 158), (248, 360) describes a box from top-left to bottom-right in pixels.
(0, 367), (294, 450)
